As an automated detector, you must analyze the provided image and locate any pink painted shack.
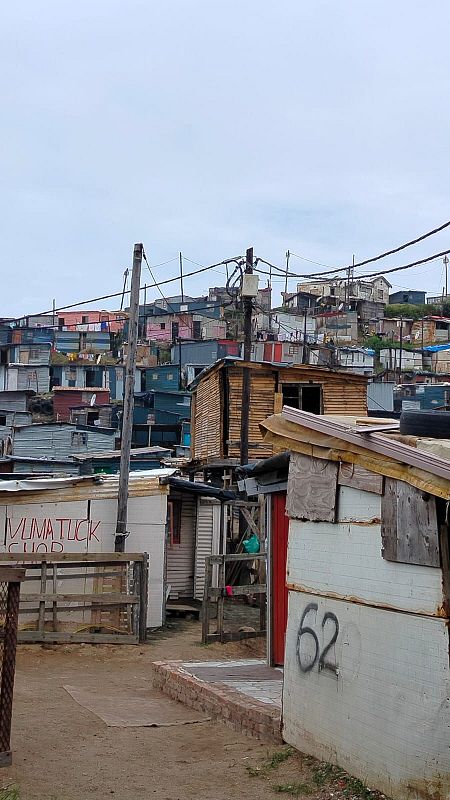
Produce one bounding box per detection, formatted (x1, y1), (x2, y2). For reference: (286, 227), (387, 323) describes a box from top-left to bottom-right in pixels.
(58, 311), (125, 333)
(146, 313), (227, 343)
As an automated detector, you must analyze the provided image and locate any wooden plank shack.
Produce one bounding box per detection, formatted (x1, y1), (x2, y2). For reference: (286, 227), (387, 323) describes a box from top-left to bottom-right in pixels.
(191, 359), (368, 463)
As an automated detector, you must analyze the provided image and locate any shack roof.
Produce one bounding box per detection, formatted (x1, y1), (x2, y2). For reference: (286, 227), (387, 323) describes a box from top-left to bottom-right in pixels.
(190, 356), (369, 389)
(261, 408), (450, 499)
(72, 446), (171, 462)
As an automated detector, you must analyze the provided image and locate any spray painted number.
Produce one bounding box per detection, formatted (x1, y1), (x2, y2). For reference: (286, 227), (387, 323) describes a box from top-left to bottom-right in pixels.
(296, 603), (339, 675)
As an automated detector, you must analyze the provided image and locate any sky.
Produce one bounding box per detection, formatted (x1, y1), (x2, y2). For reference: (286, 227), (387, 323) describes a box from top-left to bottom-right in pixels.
(1, 1), (449, 316)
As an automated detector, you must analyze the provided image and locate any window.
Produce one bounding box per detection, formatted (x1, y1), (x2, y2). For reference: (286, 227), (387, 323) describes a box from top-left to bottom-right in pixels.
(377, 289), (384, 300)
(29, 349), (39, 360)
(330, 287), (335, 296)
(160, 323), (166, 330)
(193, 320), (201, 339)
(152, 373), (158, 380)
(172, 322), (179, 339)
(71, 431), (88, 447)
(58, 318), (65, 329)
(282, 383), (322, 414)
(168, 499), (181, 546)
(0, 415), (6, 426)
(82, 315), (89, 324)
(167, 373), (173, 381)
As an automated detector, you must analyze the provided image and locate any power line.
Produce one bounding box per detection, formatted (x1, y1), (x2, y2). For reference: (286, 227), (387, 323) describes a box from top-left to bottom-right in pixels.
(281, 217), (450, 279)
(13, 254), (244, 322)
(255, 248), (450, 284)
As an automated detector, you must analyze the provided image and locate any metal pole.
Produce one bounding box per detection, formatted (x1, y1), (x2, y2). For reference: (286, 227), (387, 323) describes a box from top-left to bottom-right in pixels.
(52, 299), (56, 329)
(445, 255), (449, 301)
(179, 251), (184, 303)
(302, 308), (308, 363)
(240, 247), (253, 466)
(115, 243), (143, 552)
(398, 315), (403, 383)
(284, 250), (290, 297)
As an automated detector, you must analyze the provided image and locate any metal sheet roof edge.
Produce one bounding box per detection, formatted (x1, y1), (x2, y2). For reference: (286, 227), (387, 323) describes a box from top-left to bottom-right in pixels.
(280, 406), (450, 484)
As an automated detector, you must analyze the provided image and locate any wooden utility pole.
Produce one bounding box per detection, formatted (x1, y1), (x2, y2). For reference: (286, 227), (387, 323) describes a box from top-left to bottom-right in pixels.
(115, 243), (143, 552)
(240, 247), (254, 466)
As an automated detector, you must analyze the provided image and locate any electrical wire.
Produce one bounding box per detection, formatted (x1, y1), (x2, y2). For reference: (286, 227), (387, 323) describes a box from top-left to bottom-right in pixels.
(281, 217), (450, 279)
(255, 248), (450, 283)
(13, 254), (244, 322)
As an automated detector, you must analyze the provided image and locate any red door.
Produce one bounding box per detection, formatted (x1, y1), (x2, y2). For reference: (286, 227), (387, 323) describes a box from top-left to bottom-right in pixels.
(271, 492), (289, 666)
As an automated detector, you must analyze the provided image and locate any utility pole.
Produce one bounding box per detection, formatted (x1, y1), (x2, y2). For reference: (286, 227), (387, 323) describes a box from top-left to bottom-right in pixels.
(52, 299), (56, 329)
(398, 315), (403, 384)
(240, 247), (254, 466)
(302, 307), (308, 364)
(284, 250), (290, 298)
(115, 243), (143, 552)
(179, 251), (184, 303)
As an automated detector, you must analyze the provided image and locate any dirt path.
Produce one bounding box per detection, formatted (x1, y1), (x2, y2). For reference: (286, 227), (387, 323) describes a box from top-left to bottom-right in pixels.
(1, 622), (278, 800)
(1, 621), (384, 800)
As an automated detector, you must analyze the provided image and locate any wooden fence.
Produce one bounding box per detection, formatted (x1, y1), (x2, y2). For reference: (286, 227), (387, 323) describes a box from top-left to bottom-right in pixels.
(0, 553), (148, 644)
(202, 552), (266, 644)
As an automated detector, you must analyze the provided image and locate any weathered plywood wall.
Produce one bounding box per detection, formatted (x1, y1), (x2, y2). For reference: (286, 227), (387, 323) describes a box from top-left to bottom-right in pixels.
(227, 367), (275, 459)
(191, 368), (222, 461)
(283, 590), (450, 800)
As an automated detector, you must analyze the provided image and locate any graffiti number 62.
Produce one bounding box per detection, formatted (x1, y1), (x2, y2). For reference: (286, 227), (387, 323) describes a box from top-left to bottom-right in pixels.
(296, 603), (339, 675)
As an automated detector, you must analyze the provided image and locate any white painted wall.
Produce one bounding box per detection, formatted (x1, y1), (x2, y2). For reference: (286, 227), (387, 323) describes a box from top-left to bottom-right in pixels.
(283, 590), (450, 799)
(0, 492), (168, 628)
(287, 486), (444, 616)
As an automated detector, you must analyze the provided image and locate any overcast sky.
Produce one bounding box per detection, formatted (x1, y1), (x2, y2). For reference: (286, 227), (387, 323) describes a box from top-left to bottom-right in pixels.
(1, 1), (449, 316)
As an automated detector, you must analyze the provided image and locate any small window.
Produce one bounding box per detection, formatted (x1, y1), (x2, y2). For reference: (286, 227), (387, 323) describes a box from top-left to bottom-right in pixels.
(193, 320), (201, 339)
(378, 289), (383, 300)
(71, 431), (88, 447)
(152, 373), (158, 380)
(82, 315), (89, 324)
(29, 349), (39, 360)
(168, 499), (181, 546)
(167, 373), (173, 381)
(0, 415), (6, 426)
(160, 323), (166, 330)
(172, 322), (179, 339)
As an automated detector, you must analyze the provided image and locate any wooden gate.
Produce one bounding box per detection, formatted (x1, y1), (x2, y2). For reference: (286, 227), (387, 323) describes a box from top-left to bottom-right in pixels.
(202, 552), (266, 643)
(0, 553), (148, 644)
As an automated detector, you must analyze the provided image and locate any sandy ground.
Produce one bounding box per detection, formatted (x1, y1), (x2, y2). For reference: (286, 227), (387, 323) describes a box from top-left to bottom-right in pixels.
(1, 622), (282, 800)
(1, 621), (384, 800)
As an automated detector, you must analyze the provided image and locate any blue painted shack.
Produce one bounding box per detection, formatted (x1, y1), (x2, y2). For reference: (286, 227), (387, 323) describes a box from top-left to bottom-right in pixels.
(139, 364), (180, 392)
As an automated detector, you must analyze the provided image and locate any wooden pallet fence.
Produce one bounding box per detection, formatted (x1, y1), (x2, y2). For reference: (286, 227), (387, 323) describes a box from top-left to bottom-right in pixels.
(202, 552), (267, 644)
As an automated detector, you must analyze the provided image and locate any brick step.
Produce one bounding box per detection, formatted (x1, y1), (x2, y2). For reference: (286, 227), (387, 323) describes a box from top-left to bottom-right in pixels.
(153, 660), (282, 744)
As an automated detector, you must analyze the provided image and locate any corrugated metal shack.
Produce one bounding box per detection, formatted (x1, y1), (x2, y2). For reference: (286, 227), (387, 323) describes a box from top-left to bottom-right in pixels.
(190, 358), (368, 463)
(50, 365), (124, 400)
(261, 409), (450, 800)
(12, 423), (118, 468)
(53, 387), (111, 421)
(5, 365), (50, 394)
(170, 339), (240, 367)
(0, 391), (34, 413)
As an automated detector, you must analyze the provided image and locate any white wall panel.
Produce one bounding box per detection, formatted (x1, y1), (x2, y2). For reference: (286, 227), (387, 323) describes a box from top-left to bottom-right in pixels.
(283, 590), (450, 800)
(287, 518), (443, 616)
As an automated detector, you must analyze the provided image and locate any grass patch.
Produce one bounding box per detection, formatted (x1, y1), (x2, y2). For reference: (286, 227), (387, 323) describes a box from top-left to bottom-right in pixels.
(267, 748), (294, 770)
(245, 747), (294, 779)
(273, 782), (312, 796)
(0, 786), (19, 800)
